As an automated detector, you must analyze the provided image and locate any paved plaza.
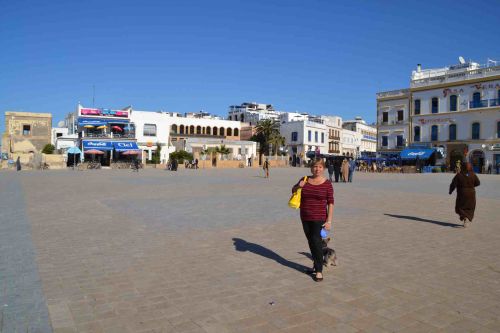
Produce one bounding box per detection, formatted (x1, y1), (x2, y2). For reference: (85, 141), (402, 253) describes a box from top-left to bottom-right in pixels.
(1, 168), (500, 333)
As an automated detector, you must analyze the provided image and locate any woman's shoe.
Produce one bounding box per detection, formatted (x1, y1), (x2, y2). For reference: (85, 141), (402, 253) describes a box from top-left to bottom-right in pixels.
(313, 273), (323, 282)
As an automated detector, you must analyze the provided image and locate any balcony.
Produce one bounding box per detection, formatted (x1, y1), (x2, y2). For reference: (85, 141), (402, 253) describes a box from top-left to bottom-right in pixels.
(376, 89), (410, 99)
(469, 100), (489, 109)
(328, 149), (340, 154)
(328, 135), (340, 140)
(411, 65), (500, 88)
(489, 98), (500, 107)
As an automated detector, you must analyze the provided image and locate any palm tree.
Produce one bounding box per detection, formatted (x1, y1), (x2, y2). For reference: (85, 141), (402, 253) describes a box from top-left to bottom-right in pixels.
(254, 119), (281, 160)
(215, 145), (231, 159)
(268, 132), (285, 156)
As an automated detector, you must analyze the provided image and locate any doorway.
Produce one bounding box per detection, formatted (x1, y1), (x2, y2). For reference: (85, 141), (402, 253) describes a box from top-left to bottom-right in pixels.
(469, 150), (484, 173)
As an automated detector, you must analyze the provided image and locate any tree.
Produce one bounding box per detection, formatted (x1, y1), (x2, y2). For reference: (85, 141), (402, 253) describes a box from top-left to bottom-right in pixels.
(253, 119), (281, 160)
(149, 143), (162, 164)
(42, 144), (55, 154)
(170, 150), (193, 163)
(268, 132), (285, 156)
(215, 145), (231, 159)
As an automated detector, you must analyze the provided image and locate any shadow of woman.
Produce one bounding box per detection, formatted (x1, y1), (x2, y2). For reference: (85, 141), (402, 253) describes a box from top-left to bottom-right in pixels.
(384, 214), (462, 228)
(232, 238), (311, 274)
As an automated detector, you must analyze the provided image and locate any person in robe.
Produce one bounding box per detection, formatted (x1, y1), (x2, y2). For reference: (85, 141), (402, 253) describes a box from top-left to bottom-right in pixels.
(449, 162), (480, 227)
(341, 158), (349, 182)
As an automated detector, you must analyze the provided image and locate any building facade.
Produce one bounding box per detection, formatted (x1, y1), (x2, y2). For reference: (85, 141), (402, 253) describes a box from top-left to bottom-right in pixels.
(228, 102), (281, 125)
(410, 60), (500, 173)
(2, 112), (52, 155)
(280, 119), (328, 165)
(376, 89), (411, 156)
(343, 117), (377, 155)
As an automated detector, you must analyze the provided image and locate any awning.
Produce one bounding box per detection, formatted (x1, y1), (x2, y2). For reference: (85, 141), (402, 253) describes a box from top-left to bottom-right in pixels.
(400, 148), (435, 160)
(113, 141), (140, 152)
(67, 147), (82, 154)
(83, 141), (113, 151)
(78, 118), (130, 126)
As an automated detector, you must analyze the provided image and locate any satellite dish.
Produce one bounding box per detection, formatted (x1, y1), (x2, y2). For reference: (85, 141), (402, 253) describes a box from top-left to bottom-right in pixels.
(458, 56), (465, 64)
(57, 121), (65, 127)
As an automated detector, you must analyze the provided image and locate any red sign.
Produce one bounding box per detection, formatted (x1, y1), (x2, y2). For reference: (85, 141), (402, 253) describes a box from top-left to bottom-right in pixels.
(80, 108), (129, 118)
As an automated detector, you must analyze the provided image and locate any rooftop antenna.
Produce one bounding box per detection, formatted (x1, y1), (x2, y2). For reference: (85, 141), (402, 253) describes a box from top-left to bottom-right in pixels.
(458, 56), (465, 64)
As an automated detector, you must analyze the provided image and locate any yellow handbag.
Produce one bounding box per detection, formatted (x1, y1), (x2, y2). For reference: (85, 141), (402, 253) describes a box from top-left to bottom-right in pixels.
(288, 176), (308, 209)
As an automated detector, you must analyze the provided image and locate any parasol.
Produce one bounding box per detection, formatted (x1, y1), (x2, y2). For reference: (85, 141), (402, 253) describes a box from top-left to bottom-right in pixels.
(83, 125), (95, 128)
(121, 150), (141, 155)
(97, 125), (107, 130)
(84, 149), (104, 155)
(112, 126), (123, 131)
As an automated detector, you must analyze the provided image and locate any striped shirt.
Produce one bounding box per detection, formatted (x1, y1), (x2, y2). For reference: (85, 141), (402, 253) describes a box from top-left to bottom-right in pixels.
(300, 179), (334, 222)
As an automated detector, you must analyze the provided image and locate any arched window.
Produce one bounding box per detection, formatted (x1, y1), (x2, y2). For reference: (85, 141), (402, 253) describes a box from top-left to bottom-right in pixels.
(431, 97), (439, 114)
(206, 127), (211, 135)
(234, 128), (239, 136)
(179, 125), (184, 134)
(449, 124), (457, 141)
(196, 126), (201, 134)
(171, 124), (178, 134)
(431, 125), (438, 141)
(189, 125), (195, 134)
(226, 128), (232, 136)
(213, 127), (218, 136)
(497, 121), (500, 139)
(219, 127), (225, 136)
(449, 95), (457, 112)
(472, 122), (480, 139)
(414, 126), (421, 142)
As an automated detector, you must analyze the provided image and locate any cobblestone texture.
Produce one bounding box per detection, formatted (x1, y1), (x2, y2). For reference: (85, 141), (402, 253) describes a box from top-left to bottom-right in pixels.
(1, 168), (499, 332)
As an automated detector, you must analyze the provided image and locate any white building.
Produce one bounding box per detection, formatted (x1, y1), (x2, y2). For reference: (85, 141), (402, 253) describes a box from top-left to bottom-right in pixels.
(320, 115), (343, 156)
(341, 128), (362, 158)
(130, 110), (243, 163)
(183, 137), (257, 161)
(376, 89), (411, 156)
(228, 102), (282, 125)
(410, 59), (500, 172)
(343, 117), (377, 155)
(280, 118), (328, 165)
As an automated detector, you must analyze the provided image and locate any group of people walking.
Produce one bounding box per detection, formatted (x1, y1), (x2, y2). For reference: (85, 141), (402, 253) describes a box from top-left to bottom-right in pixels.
(326, 158), (356, 183)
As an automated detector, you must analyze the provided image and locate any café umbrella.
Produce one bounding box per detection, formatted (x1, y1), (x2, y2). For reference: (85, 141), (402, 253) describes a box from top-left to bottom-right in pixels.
(84, 149), (105, 155)
(112, 126), (123, 131)
(83, 125), (95, 128)
(97, 125), (107, 130)
(121, 150), (141, 155)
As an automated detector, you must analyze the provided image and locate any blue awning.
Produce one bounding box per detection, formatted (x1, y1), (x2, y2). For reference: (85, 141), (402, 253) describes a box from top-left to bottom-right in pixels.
(67, 147), (82, 154)
(400, 148), (436, 160)
(113, 141), (140, 152)
(83, 140), (114, 151)
(78, 118), (130, 126)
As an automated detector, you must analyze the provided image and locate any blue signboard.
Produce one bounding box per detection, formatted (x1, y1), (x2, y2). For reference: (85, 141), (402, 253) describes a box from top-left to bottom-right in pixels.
(82, 141), (114, 151)
(113, 141), (140, 152)
(400, 148), (435, 160)
(78, 118), (130, 126)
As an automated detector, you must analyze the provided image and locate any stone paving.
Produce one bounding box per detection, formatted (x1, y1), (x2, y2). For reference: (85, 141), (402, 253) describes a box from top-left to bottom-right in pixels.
(1, 168), (500, 333)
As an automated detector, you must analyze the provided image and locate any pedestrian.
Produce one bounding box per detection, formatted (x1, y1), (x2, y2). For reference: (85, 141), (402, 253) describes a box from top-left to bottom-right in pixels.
(327, 159), (334, 182)
(348, 158), (356, 182)
(341, 158), (349, 182)
(133, 158), (140, 172)
(291, 158), (334, 282)
(195, 158), (199, 169)
(16, 156), (21, 171)
(449, 162), (480, 227)
(263, 158), (270, 178)
(333, 159), (341, 182)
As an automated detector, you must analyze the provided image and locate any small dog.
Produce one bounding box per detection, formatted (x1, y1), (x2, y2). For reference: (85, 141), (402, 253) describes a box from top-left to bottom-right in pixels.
(322, 237), (337, 267)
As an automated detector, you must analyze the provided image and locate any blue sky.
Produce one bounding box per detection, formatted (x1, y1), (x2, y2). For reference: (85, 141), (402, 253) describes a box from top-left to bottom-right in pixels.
(1, 0), (499, 134)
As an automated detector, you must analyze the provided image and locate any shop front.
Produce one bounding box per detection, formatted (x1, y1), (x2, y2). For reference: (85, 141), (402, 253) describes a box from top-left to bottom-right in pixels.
(82, 140), (113, 166)
(400, 148), (437, 172)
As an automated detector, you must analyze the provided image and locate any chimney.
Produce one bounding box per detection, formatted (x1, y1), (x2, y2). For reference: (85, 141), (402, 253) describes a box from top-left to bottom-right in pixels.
(417, 64), (421, 72)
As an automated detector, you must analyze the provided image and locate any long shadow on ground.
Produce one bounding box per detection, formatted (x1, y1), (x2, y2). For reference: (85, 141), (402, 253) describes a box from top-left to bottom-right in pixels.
(384, 213), (462, 228)
(232, 238), (310, 274)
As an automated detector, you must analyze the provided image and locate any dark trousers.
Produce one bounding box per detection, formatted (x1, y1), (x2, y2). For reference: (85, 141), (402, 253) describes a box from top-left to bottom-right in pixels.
(301, 220), (324, 273)
(334, 171), (340, 182)
(328, 172), (333, 182)
(348, 170), (353, 182)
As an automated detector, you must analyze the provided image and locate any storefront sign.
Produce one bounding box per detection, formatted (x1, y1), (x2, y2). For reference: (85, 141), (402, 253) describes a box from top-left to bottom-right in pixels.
(83, 141), (114, 150)
(113, 141), (139, 151)
(417, 118), (454, 125)
(80, 108), (129, 118)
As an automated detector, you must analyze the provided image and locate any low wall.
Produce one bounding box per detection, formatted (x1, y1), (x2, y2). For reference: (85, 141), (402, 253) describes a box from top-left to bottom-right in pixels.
(269, 160), (288, 168)
(43, 154), (66, 169)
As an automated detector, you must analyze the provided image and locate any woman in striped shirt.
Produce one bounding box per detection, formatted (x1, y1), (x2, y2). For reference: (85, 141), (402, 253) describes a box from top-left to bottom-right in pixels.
(292, 158), (334, 282)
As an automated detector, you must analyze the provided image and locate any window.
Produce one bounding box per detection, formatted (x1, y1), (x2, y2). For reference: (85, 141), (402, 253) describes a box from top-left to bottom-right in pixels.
(431, 125), (438, 141)
(143, 124), (157, 136)
(56, 133), (63, 138)
(497, 121), (500, 139)
(308, 130), (311, 142)
(321, 132), (324, 143)
(414, 126), (420, 142)
(431, 97), (439, 113)
(382, 112), (388, 123)
(23, 125), (31, 136)
(397, 110), (404, 121)
(414, 99), (421, 115)
(450, 95), (457, 112)
(472, 122), (480, 140)
(382, 136), (388, 147)
(449, 124), (457, 141)
(291, 132), (298, 142)
(397, 135), (404, 147)
(315, 131), (318, 143)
